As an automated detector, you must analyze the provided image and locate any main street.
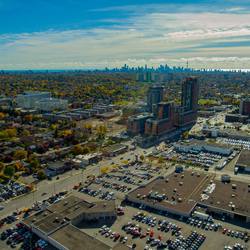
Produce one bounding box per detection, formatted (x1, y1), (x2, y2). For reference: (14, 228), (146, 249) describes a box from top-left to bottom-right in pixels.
(0, 145), (153, 218)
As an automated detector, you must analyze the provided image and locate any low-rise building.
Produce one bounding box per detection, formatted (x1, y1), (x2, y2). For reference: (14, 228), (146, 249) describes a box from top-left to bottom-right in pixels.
(126, 170), (250, 223)
(16, 91), (51, 109)
(102, 144), (128, 157)
(35, 98), (68, 112)
(22, 196), (117, 250)
(74, 153), (102, 167)
(235, 149), (250, 173)
(174, 140), (233, 156)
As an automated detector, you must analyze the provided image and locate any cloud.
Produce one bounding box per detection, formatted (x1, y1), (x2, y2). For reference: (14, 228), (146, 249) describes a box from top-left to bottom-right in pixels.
(1, 6), (250, 69)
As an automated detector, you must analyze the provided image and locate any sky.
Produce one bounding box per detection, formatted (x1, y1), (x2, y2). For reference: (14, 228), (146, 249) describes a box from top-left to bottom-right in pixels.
(1, 0), (250, 70)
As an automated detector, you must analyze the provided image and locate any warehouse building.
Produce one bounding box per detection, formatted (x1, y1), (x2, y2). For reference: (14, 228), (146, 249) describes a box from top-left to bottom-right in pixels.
(126, 170), (250, 224)
(126, 171), (213, 217)
(174, 140), (233, 156)
(235, 150), (250, 174)
(22, 196), (117, 250)
(102, 144), (128, 157)
(201, 180), (250, 223)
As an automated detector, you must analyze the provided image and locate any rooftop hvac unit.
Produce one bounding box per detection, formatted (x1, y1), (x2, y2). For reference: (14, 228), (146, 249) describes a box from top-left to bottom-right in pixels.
(231, 194), (236, 197)
(232, 184), (237, 189)
(179, 182), (183, 186)
(165, 178), (169, 183)
(178, 197), (182, 202)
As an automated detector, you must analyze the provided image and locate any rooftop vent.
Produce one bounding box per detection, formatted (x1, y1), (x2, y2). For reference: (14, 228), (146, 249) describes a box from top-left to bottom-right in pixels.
(178, 197), (182, 202)
(191, 172), (194, 176)
(197, 173), (200, 177)
(231, 194), (236, 198)
(165, 178), (169, 183)
(232, 184), (237, 189)
(179, 182), (183, 186)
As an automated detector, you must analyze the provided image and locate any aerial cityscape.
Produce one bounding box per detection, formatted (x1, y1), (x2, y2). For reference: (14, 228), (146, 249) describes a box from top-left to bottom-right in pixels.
(0, 1), (250, 250)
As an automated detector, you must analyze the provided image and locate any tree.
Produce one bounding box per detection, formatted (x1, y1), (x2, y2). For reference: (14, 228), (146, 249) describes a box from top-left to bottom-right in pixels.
(13, 149), (28, 160)
(0, 162), (4, 172)
(139, 155), (145, 162)
(96, 125), (107, 139)
(158, 156), (165, 164)
(100, 166), (110, 174)
(24, 114), (33, 122)
(15, 161), (25, 171)
(0, 112), (5, 120)
(82, 146), (90, 154)
(4, 165), (15, 177)
(72, 144), (83, 155)
(37, 170), (46, 180)
(29, 156), (40, 171)
(182, 131), (189, 140)
(22, 129), (30, 137)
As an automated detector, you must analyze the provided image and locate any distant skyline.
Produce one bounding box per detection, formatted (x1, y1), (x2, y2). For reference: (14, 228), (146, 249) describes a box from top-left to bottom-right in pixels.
(1, 0), (250, 70)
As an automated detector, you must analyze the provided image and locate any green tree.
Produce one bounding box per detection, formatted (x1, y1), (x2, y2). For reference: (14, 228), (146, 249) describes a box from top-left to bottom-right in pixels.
(37, 170), (46, 180)
(4, 165), (15, 177)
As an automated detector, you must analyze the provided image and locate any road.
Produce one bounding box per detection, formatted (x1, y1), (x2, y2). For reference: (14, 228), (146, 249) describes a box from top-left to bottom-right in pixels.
(0, 145), (153, 218)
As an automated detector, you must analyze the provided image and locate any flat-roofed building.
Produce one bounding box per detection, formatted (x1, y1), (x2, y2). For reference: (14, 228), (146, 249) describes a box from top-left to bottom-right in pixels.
(16, 91), (51, 109)
(22, 196), (117, 250)
(200, 179), (250, 223)
(235, 149), (250, 173)
(102, 144), (128, 157)
(240, 99), (250, 116)
(126, 170), (250, 224)
(174, 140), (233, 156)
(127, 113), (152, 135)
(35, 98), (68, 112)
(126, 171), (213, 217)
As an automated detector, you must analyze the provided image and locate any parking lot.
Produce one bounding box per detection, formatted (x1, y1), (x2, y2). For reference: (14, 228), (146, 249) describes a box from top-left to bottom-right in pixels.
(81, 206), (250, 250)
(218, 138), (250, 150)
(160, 149), (225, 169)
(0, 180), (32, 203)
(0, 192), (68, 250)
(78, 162), (158, 202)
